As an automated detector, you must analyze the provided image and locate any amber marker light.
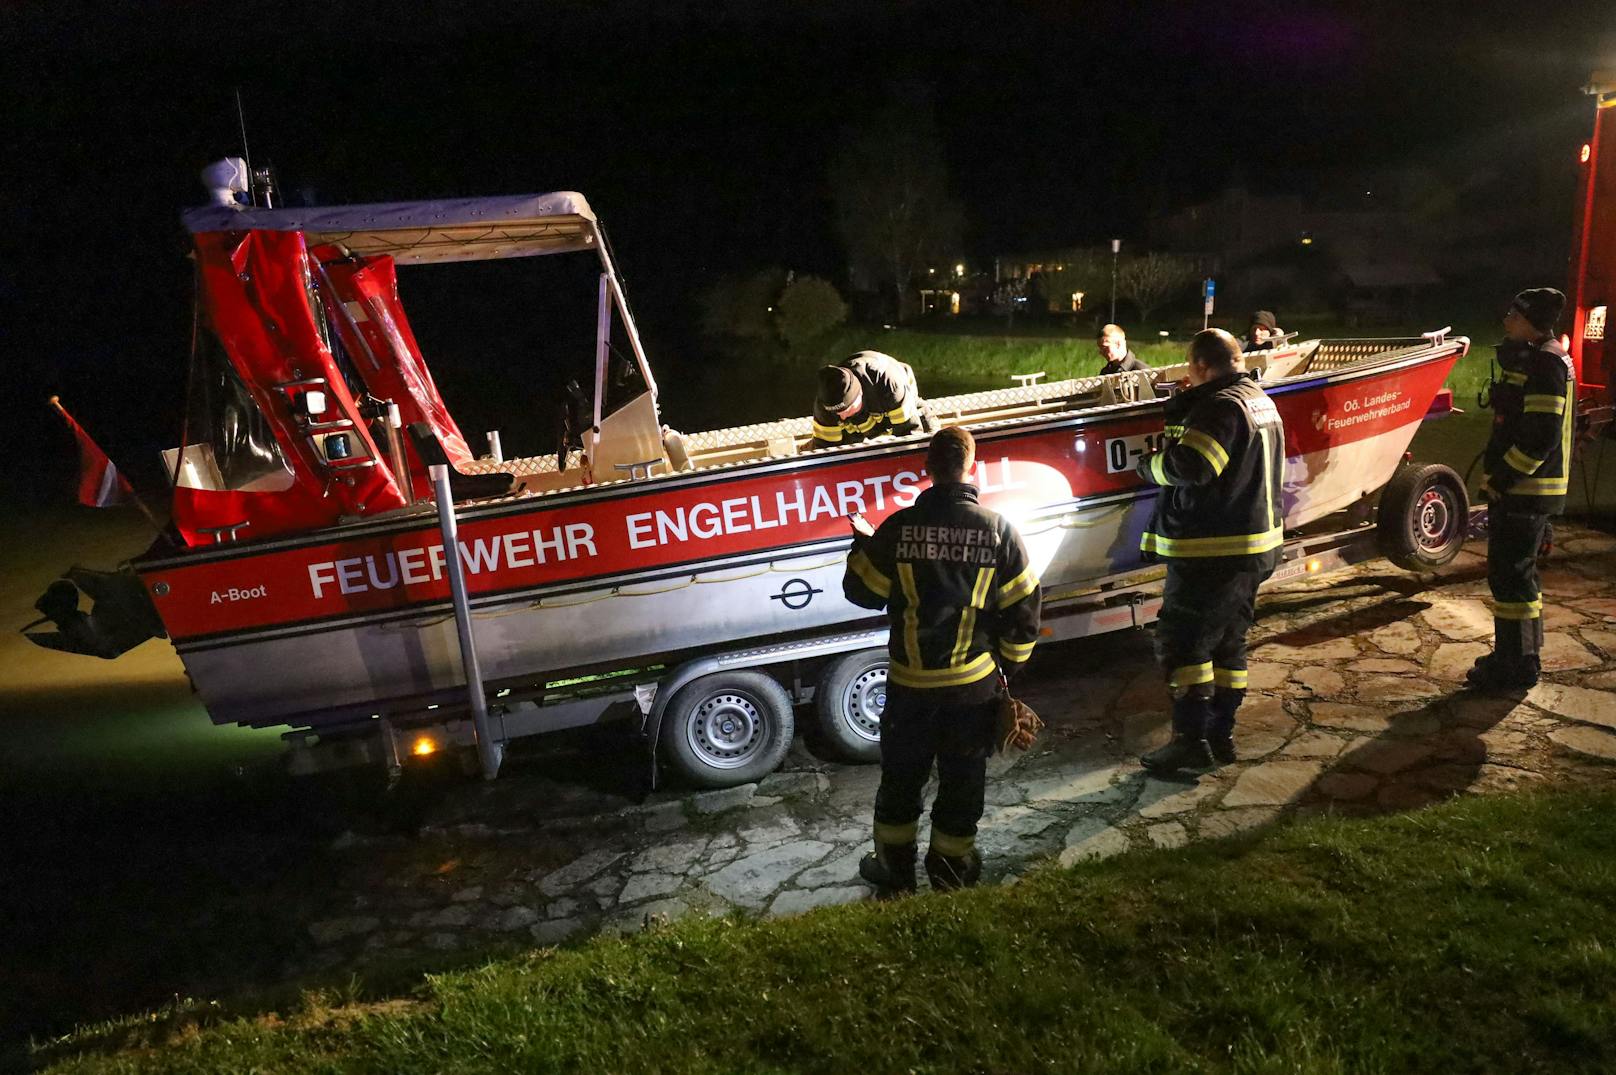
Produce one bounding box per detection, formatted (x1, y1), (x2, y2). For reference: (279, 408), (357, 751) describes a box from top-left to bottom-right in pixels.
(1307, 559), (1323, 573)
(413, 736), (437, 757)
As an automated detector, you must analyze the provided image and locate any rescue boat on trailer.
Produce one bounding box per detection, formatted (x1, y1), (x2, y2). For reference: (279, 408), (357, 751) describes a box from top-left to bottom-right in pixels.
(31, 163), (1476, 788)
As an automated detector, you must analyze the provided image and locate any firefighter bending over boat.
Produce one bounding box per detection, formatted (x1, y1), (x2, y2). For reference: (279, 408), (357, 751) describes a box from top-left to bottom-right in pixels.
(843, 426), (1042, 894)
(811, 351), (931, 450)
(1470, 288), (1574, 691)
(1136, 328), (1285, 773)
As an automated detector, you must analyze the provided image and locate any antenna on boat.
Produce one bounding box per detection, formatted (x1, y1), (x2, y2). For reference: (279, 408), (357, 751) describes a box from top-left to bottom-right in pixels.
(231, 89), (278, 208)
(234, 88), (256, 207)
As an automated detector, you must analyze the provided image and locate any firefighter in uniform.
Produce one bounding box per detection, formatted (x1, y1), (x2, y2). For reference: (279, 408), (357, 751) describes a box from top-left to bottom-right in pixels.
(1136, 329), (1285, 773)
(811, 350), (929, 450)
(843, 426), (1042, 893)
(1470, 288), (1574, 691)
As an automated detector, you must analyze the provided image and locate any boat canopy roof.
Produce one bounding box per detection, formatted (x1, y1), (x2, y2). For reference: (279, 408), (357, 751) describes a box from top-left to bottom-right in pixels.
(180, 192), (599, 264)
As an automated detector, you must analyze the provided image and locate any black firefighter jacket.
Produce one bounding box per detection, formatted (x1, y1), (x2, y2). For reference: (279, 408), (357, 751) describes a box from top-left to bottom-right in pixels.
(1482, 337), (1575, 515)
(811, 351), (924, 450)
(843, 483), (1042, 701)
(1136, 371), (1286, 573)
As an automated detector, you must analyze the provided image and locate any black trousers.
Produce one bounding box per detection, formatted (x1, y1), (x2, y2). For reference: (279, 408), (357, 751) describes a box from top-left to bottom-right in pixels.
(873, 683), (998, 855)
(1154, 561), (1266, 712)
(1488, 510), (1549, 658)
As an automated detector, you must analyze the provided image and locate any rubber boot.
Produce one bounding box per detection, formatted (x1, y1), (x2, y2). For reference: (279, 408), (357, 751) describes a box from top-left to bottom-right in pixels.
(1207, 690), (1241, 766)
(858, 840), (918, 897)
(1467, 619), (1541, 691)
(924, 847), (982, 892)
(1141, 695), (1214, 774)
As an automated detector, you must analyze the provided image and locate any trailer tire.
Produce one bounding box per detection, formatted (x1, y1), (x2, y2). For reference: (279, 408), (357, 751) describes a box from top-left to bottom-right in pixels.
(1377, 463), (1469, 571)
(814, 649), (888, 763)
(659, 670), (795, 789)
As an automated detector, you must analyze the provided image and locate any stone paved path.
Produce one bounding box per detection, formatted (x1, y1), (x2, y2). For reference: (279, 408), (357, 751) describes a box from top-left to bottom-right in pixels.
(299, 526), (1616, 974)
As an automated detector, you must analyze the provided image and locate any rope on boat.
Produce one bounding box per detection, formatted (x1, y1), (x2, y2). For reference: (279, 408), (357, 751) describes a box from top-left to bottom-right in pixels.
(397, 511), (1129, 623)
(463, 554), (854, 617)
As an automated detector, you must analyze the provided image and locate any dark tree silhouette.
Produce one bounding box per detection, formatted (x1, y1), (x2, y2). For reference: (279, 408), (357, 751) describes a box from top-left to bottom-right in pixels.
(829, 96), (964, 323)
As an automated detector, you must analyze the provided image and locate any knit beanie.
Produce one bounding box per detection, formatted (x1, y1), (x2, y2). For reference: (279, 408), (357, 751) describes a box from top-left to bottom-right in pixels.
(817, 366), (859, 412)
(1250, 310), (1278, 331)
(1511, 288), (1566, 333)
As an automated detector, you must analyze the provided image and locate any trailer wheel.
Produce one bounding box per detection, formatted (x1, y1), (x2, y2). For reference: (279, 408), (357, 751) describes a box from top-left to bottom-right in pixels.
(1377, 463), (1469, 571)
(660, 671), (795, 788)
(814, 649), (888, 763)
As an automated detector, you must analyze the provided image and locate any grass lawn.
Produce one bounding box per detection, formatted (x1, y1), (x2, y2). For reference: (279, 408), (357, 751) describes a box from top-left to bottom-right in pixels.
(671, 320), (1499, 434)
(37, 785), (1616, 1073)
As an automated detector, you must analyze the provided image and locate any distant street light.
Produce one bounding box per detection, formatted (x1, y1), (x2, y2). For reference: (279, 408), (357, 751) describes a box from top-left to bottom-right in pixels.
(1110, 239), (1121, 322)
(954, 262), (965, 277)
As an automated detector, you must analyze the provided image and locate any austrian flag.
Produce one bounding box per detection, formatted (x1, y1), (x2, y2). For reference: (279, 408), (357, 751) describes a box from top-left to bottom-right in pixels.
(50, 397), (133, 508)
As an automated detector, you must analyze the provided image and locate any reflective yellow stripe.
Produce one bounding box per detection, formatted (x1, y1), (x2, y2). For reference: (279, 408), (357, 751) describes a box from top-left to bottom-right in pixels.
(998, 638), (1036, 661)
(1139, 526), (1284, 557)
(929, 829), (975, 857)
(888, 652), (998, 688)
(1169, 662), (1214, 688)
(875, 820), (917, 844)
(1493, 598), (1542, 621)
(897, 563), (921, 667)
(847, 549), (891, 599)
(1523, 394), (1566, 415)
(1213, 668), (1248, 689)
(996, 566), (1039, 608)
(1180, 428), (1229, 474)
(1260, 423), (1273, 533)
(1511, 477), (1569, 495)
(845, 412), (883, 434)
(811, 420), (843, 442)
(886, 402), (914, 424)
(950, 567), (994, 666)
(1147, 453), (1171, 485)
(1504, 445), (1545, 475)
(1500, 370), (1528, 385)
(1165, 424), (1186, 438)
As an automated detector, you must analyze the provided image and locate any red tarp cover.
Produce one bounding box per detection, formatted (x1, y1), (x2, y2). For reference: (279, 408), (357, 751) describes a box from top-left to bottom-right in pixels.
(315, 252), (473, 482)
(176, 230), (405, 545)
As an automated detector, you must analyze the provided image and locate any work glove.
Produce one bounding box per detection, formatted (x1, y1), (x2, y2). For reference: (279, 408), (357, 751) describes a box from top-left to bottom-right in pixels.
(995, 675), (1044, 754)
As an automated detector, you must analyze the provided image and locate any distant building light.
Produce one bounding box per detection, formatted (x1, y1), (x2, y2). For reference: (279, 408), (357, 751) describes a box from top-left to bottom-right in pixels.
(1071, 290), (1084, 312)
(1301, 236), (1314, 246)
(928, 267), (936, 275)
(954, 262), (965, 277)
(1158, 330), (1170, 338)
(950, 292), (961, 315)
(1582, 143), (1593, 164)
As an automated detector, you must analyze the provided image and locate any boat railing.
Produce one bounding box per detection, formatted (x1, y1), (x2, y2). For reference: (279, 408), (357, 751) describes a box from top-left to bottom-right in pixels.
(1299, 338), (1435, 374)
(448, 336), (1452, 503)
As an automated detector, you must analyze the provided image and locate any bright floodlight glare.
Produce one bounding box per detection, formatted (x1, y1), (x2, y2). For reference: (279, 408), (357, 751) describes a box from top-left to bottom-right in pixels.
(413, 736), (436, 757)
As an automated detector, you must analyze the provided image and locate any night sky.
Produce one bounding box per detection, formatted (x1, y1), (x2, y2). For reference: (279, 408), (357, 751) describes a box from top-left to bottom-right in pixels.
(4, 0), (1610, 499)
